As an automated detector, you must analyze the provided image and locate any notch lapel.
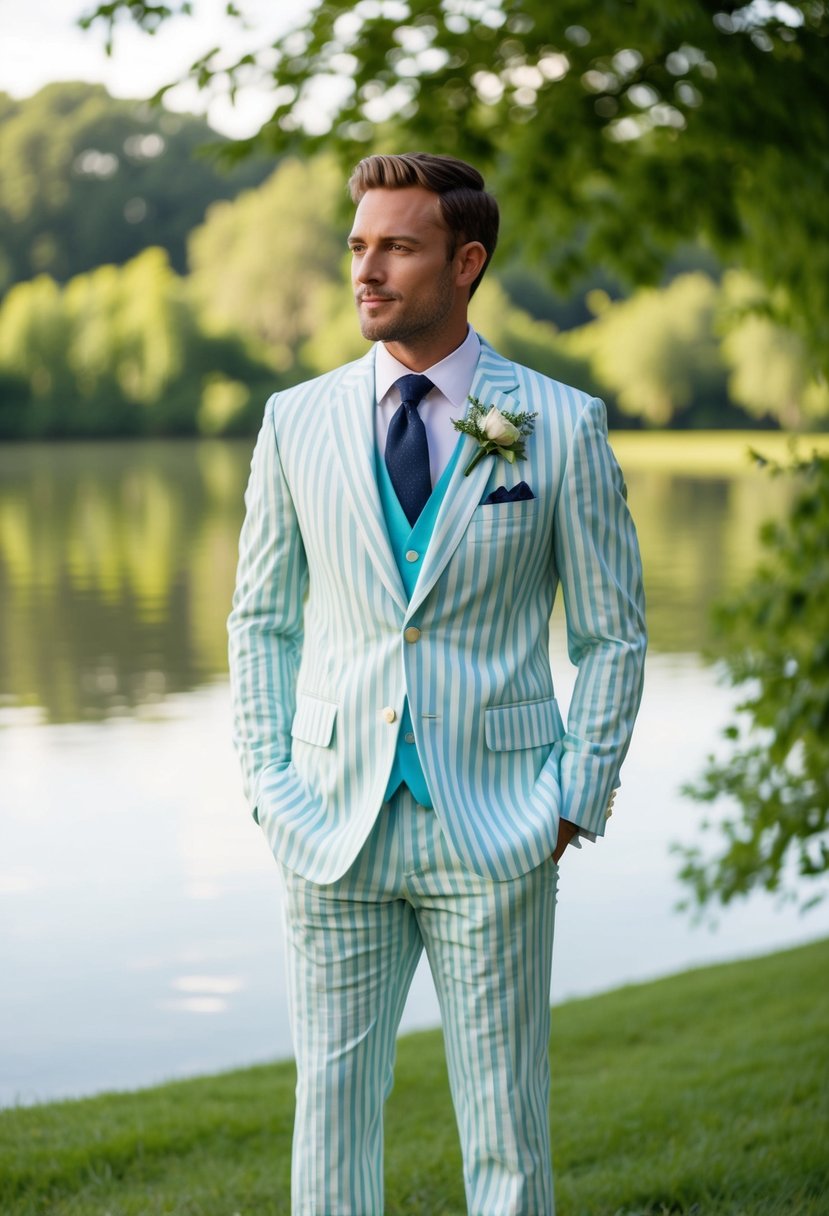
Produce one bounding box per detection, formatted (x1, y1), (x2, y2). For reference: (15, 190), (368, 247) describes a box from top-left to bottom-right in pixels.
(327, 353), (408, 612)
(406, 344), (521, 622)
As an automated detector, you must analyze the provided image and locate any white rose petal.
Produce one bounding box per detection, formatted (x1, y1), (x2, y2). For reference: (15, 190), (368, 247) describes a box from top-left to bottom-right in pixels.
(481, 406), (520, 445)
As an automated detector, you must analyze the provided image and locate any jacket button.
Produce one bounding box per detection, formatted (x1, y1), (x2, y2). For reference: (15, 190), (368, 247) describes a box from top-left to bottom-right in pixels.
(404, 626), (421, 643)
(382, 706), (397, 724)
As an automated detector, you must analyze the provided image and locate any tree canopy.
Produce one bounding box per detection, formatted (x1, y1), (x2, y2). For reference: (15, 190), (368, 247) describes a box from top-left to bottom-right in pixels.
(83, 1), (829, 376)
(0, 82), (273, 292)
(0, 248), (274, 438)
(188, 155), (345, 369)
(2, 146), (825, 438)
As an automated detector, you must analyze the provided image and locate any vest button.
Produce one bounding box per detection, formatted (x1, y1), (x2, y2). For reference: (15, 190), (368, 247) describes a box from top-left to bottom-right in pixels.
(404, 626), (421, 643)
(404, 731), (416, 744)
(382, 706), (397, 723)
(405, 549), (420, 563)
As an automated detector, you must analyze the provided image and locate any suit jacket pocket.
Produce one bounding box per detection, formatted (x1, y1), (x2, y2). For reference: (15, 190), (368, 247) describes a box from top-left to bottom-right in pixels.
(484, 697), (564, 751)
(291, 692), (338, 747)
(466, 499), (538, 543)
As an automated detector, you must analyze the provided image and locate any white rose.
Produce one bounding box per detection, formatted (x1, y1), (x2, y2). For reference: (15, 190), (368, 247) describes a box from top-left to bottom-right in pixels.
(481, 406), (520, 446)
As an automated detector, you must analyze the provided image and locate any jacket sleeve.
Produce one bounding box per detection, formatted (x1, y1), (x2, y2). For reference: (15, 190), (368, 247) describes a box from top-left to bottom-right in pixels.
(553, 395), (647, 836)
(227, 395), (308, 823)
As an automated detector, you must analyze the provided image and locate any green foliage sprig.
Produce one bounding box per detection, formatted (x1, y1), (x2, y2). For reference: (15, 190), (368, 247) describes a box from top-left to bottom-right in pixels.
(453, 397), (537, 476)
(676, 450), (829, 913)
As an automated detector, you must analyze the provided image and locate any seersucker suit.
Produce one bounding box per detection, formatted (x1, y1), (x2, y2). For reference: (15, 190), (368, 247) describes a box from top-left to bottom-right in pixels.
(228, 335), (646, 1214)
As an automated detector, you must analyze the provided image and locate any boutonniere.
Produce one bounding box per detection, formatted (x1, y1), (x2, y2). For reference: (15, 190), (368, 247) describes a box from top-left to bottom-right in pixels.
(452, 397), (537, 476)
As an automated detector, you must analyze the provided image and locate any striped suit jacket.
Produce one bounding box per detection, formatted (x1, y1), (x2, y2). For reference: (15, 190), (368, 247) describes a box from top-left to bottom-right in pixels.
(228, 339), (646, 884)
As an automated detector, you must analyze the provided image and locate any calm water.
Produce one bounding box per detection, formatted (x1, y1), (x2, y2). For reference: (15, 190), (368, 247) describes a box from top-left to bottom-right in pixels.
(2, 437), (827, 1107)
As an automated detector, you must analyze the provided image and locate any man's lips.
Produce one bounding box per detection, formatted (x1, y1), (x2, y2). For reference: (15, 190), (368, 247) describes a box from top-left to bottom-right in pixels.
(358, 294), (397, 306)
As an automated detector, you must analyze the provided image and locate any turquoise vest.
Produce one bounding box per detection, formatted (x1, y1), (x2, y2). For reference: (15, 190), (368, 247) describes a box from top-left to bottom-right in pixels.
(376, 438), (464, 806)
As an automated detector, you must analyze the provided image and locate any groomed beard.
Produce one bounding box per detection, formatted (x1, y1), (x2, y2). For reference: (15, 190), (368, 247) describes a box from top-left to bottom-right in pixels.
(356, 265), (455, 345)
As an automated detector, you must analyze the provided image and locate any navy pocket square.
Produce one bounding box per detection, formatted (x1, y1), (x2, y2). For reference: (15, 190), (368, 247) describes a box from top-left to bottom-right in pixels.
(483, 481), (535, 506)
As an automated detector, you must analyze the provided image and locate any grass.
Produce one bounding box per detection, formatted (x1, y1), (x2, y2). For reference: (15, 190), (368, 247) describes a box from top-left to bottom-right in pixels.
(609, 429), (829, 476)
(2, 939), (827, 1215)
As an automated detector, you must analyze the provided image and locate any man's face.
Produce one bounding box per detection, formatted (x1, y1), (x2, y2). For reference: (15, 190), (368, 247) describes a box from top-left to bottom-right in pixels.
(348, 186), (458, 346)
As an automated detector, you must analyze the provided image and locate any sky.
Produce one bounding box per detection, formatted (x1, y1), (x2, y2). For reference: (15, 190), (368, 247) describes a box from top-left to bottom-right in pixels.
(1, 0), (316, 136)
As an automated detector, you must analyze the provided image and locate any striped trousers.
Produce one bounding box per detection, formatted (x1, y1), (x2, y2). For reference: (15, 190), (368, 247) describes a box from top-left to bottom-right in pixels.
(280, 787), (559, 1215)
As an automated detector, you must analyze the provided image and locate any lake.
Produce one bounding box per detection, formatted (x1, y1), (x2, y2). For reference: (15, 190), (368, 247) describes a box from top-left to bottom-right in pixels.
(2, 433), (827, 1107)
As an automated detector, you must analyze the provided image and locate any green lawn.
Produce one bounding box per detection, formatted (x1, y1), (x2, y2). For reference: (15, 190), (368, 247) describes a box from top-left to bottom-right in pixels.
(609, 429), (829, 476)
(2, 939), (827, 1215)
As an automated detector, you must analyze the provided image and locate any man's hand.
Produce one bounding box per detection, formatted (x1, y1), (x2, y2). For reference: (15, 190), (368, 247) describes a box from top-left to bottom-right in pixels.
(552, 818), (578, 863)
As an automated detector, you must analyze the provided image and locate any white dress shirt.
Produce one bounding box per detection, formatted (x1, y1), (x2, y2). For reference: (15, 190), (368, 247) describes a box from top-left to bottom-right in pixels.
(374, 326), (481, 487)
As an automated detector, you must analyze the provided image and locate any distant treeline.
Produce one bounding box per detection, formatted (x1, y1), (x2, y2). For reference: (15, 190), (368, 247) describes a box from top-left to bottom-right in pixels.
(0, 82), (272, 290)
(0, 85), (826, 439)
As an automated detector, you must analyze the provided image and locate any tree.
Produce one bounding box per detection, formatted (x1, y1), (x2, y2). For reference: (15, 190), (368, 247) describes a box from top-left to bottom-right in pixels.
(562, 273), (729, 426)
(0, 274), (74, 436)
(0, 248), (274, 438)
(188, 155), (345, 369)
(83, 1), (829, 377)
(676, 452), (829, 912)
(0, 82), (273, 292)
(719, 271), (829, 430)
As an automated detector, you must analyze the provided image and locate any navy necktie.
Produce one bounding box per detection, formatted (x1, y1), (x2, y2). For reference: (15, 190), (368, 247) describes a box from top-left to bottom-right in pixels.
(385, 374), (434, 526)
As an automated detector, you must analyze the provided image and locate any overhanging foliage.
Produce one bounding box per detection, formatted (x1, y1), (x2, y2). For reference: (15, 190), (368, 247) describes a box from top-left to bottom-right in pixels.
(80, 1), (829, 375)
(676, 450), (829, 911)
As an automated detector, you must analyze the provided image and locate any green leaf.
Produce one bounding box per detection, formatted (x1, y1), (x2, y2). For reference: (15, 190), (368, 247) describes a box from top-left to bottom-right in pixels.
(678, 453), (829, 912)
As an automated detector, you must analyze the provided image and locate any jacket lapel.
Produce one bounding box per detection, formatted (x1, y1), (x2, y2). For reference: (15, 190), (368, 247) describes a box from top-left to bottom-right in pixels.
(327, 351), (408, 612)
(407, 342), (521, 622)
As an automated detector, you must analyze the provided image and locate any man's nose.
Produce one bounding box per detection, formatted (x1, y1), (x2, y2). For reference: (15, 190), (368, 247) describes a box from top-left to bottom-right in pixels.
(355, 250), (385, 284)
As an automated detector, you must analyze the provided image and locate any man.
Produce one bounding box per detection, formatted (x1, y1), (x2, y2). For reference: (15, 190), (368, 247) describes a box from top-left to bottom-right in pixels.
(228, 153), (646, 1215)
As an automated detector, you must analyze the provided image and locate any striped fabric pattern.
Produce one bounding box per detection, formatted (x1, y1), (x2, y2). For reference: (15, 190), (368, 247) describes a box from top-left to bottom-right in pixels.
(290, 691), (338, 748)
(228, 339), (646, 885)
(281, 787), (558, 1216)
(483, 696), (564, 753)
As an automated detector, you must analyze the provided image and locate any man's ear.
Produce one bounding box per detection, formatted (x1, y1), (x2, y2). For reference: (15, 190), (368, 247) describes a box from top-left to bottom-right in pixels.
(455, 241), (487, 290)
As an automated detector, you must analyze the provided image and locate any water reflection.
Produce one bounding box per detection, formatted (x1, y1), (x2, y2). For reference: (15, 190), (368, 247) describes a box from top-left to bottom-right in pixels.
(0, 441), (246, 722)
(631, 467), (789, 652)
(0, 437), (790, 724)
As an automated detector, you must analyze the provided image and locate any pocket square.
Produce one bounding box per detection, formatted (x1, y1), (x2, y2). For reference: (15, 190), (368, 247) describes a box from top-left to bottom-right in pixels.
(483, 481), (535, 506)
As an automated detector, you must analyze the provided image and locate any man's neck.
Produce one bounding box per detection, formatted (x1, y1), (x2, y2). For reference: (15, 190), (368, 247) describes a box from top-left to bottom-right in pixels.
(382, 318), (470, 372)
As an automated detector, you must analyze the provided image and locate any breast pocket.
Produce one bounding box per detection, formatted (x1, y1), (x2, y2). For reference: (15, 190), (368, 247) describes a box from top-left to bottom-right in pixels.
(465, 499), (539, 544)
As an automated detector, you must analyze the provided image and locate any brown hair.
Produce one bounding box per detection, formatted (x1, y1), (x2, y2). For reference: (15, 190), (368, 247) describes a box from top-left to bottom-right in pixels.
(348, 153), (499, 296)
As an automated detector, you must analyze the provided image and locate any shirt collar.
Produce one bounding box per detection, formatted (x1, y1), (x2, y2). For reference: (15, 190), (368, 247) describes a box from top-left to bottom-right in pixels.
(374, 325), (481, 408)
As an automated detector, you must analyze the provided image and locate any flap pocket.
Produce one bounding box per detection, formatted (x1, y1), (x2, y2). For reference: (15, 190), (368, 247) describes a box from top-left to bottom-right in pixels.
(291, 692), (338, 748)
(484, 697), (563, 752)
